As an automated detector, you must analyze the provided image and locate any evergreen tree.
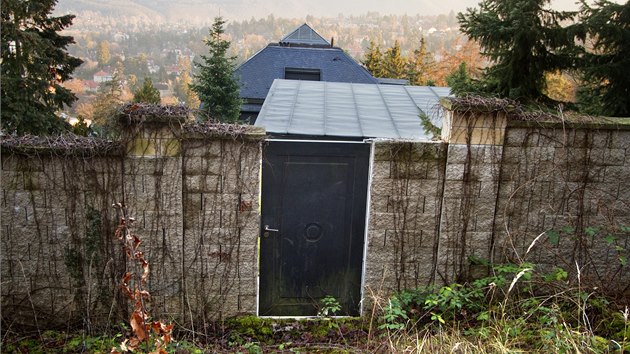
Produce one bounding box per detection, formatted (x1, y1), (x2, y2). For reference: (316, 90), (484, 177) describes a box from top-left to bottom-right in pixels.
(133, 77), (161, 104)
(1, 0), (83, 135)
(406, 37), (434, 86)
(190, 17), (241, 122)
(382, 41), (407, 79)
(446, 62), (480, 96)
(363, 41), (384, 77)
(458, 0), (576, 102)
(91, 70), (124, 138)
(577, 0), (630, 116)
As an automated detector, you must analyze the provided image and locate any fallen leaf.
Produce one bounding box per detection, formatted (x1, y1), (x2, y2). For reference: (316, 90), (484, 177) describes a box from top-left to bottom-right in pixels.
(130, 311), (148, 341)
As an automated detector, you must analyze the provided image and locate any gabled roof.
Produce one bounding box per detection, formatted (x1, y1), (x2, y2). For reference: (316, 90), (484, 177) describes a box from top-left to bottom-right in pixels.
(280, 23), (330, 46)
(94, 70), (111, 76)
(235, 46), (378, 100)
(255, 79), (452, 140)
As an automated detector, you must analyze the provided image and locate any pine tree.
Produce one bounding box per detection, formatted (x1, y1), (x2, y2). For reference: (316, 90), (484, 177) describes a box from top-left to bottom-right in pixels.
(382, 41), (407, 79)
(458, 0), (577, 102)
(446, 62), (479, 96)
(91, 69), (125, 138)
(133, 77), (161, 104)
(363, 41), (384, 78)
(406, 37), (434, 86)
(577, 0), (630, 116)
(190, 17), (241, 123)
(1, 0), (83, 135)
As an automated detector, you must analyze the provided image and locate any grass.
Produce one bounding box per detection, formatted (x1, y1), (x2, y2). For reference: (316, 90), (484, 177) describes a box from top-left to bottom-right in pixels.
(3, 295), (627, 353)
(3, 221), (628, 353)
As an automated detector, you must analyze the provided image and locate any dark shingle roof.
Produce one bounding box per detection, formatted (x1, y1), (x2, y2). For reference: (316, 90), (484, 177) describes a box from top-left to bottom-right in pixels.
(235, 46), (378, 100)
(280, 23), (330, 46)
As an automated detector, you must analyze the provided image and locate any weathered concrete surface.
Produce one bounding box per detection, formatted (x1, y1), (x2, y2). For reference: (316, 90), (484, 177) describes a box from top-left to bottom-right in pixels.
(2, 110), (629, 328)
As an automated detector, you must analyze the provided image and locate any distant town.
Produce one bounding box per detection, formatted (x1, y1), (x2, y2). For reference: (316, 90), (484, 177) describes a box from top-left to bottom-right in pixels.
(60, 12), (473, 119)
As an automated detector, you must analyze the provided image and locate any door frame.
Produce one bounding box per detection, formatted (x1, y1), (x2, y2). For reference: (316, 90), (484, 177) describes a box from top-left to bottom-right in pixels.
(256, 138), (374, 317)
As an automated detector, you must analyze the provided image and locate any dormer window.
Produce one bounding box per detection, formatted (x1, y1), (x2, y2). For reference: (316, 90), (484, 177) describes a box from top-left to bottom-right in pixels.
(284, 67), (321, 81)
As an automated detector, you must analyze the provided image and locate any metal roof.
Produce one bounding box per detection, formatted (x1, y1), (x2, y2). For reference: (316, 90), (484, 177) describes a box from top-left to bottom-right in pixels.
(255, 79), (451, 140)
(280, 23), (330, 46)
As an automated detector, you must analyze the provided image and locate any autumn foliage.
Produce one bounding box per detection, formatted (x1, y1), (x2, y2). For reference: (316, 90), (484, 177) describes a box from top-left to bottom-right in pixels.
(111, 203), (173, 353)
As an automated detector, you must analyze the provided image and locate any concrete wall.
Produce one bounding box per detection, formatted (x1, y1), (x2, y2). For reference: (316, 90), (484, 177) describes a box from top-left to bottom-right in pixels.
(1, 117), (264, 329)
(2, 107), (629, 328)
(365, 110), (630, 298)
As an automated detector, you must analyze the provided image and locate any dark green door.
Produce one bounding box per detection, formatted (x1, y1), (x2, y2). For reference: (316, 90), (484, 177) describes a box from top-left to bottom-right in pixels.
(259, 141), (370, 316)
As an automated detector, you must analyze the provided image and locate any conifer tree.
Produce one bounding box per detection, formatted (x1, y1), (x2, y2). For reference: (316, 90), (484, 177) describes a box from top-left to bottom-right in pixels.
(446, 62), (479, 96)
(133, 77), (161, 104)
(407, 37), (434, 86)
(577, 0), (630, 116)
(363, 41), (384, 78)
(458, 0), (576, 102)
(1, 0), (83, 135)
(382, 41), (407, 79)
(190, 17), (241, 122)
(91, 69), (125, 137)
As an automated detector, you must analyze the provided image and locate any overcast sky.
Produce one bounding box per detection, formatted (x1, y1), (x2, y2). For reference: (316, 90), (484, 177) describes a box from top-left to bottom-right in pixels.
(262, 0), (586, 17)
(56, 0), (622, 22)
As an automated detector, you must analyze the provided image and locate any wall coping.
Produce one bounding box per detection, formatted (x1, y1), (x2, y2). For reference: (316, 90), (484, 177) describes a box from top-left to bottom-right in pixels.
(441, 96), (630, 131)
(507, 117), (630, 131)
(0, 135), (124, 156)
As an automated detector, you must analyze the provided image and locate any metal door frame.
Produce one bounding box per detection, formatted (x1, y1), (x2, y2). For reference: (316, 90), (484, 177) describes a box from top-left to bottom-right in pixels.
(256, 138), (374, 317)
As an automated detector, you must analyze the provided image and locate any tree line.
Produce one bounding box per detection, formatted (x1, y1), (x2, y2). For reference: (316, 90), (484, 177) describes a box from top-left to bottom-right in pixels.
(2, 0), (629, 136)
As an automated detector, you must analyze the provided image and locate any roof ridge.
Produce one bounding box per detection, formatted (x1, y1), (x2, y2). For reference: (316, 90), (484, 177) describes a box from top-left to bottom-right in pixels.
(279, 23), (330, 46)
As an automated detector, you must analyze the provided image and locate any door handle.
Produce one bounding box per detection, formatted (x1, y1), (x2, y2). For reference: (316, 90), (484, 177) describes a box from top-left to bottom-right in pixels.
(263, 225), (278, 238)
(264, 225), (279, 232)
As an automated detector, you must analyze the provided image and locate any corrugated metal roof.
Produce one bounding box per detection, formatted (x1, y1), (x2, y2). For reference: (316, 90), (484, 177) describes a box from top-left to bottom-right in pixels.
(255, 79), (451, 140)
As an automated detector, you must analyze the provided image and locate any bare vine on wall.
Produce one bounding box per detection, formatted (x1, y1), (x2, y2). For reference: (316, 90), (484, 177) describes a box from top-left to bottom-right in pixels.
(384, 142), (445, 291)
(111, 202), (173, 353)
(1, 104), (264, 330)
(445, 96), (630, 293)
(0, 136), (125, 332)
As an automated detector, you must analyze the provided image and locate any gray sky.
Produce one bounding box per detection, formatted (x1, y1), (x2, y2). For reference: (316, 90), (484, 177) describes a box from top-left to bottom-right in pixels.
(56, 0), (622, 22)
(218, 0), (589, 18)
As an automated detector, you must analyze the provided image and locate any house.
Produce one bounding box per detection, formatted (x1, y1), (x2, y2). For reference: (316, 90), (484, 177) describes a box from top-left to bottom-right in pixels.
(166, 65), (181, 76)
(83, 80), (100, 93)
(235, 23), (379, 123)
(154, 82), (172, 97)
(93, 70), (113, 83)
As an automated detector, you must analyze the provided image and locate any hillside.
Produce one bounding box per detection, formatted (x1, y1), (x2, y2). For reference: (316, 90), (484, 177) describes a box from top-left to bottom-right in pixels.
(54, 0), (478, 23)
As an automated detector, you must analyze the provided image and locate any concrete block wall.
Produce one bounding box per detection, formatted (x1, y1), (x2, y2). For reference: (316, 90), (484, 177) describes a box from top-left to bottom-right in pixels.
(1, 154), (124, 327)
(364, 141), (447, 294)
(493, 124), (630, 291)
(2, 106), (629, 328)
(122, 123), (186, 319)
(365, 110), (630, 297)
(181, 138), (260, 321)
(0, 117), (264, 328)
